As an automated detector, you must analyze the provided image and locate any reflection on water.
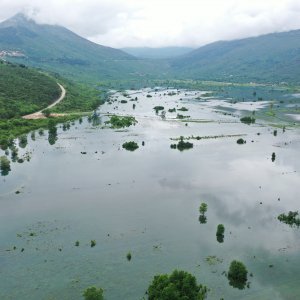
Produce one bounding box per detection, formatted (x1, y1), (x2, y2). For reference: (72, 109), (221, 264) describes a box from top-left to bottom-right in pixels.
(0, 88), (300, 300)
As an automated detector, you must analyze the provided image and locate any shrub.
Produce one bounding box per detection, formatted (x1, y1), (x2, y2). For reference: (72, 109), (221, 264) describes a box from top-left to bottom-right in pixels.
(228, 260), (248, 289)
(83, 287), (104, 300)
(237, 138), (246, 144)
(240, 116), (255, 124)
(122, 141), (139, 151)
(105, 115), (137, 129)
(216, 224), (225, 236)
(126, 252), (132, 261)
(278, 211), (300, 227)
(0, 156), (11, 176)
(148, 270), (207, 300)
(199, 203), (208, 215)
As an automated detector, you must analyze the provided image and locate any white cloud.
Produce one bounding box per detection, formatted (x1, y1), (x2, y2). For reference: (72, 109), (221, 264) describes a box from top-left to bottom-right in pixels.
(0, 0), (300, 47)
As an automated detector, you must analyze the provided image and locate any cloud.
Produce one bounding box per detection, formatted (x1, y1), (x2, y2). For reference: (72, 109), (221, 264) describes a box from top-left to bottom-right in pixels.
(0, 0), (300, 47)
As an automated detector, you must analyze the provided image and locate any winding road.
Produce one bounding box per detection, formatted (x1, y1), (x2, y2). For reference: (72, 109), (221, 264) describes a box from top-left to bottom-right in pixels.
(22, 83), (66, 119)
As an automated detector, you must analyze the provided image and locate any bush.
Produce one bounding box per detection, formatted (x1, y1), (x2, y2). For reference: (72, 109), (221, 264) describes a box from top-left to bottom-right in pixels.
(216, 224), (225, 236)
(240, 116), (255, 124)
(148, 270), (207, 300)
(278, 211), (300, 227)
(105, 115), (137, 128)
(237, 138), (246, 145)
(199, 203), (208, 215)
(0, 156), (11, 176)
(83, 287), (104, 300)
(122, 141), (139, 151)
(228, 260), (248, 289)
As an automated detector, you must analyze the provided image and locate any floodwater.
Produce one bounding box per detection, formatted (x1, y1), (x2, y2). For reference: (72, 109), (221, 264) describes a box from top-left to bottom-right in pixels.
(1, 89), (300, 300)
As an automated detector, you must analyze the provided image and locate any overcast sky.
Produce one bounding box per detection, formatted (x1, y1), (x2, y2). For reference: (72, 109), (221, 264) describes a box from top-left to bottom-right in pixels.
(1, 0), (300, 48)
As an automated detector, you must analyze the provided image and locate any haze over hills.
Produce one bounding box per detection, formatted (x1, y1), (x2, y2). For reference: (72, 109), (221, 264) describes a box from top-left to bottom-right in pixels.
(121, 47), (194, 59)
(0, 13), (167, 82)
(171, 30), (300, 83)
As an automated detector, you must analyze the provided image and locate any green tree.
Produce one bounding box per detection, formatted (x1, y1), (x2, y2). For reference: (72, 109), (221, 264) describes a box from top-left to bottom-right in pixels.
(199, 203), (208, 215)
(0, 156), (11, 176)
(83, 287), (104, 300)
(228, 260), (248, 289)
(148, 270), (207, 300)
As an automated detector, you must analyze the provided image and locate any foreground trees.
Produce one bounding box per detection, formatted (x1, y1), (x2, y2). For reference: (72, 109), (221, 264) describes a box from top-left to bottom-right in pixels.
(228, 260), (248, 289)
(148, 270), (207, 300)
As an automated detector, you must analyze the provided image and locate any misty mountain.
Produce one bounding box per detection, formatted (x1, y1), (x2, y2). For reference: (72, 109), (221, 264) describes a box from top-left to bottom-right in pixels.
(171, 30), (300, 83)
(121, 47), (194, 59)
(0, 14), (166, 82)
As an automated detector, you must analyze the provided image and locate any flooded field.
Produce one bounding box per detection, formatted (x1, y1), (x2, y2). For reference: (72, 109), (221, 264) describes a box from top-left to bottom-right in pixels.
(1, 88), (300, 300)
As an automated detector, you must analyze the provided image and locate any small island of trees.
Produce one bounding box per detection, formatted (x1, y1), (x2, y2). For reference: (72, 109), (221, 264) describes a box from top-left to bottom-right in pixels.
(148, 270), (208, 300)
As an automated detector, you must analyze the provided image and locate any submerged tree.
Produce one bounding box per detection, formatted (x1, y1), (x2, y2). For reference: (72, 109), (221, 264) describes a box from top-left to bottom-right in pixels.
(199, 203), (208, 215)
(83, 287), (104, 300)
(148, 270), (207, 300)
(271, 152), (276, 162)
(0, 155), (11, 176)
(228, 260), (248, 289)
(216, 224), (225, 243)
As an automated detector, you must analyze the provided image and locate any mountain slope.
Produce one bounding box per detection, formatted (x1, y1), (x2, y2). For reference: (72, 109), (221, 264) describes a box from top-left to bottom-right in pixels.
(0, 61), (61, 118)
(0, 14), (167, 82)
(171, 30), (300, 83)
(121, 47), (194, 59)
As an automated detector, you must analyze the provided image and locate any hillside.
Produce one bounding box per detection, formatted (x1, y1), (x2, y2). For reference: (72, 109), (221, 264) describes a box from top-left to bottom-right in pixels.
(0, 61), (61, 118)
(0, 14), (167, 82)
(171, 30), (300, 83)
(121, 47), (194, 59)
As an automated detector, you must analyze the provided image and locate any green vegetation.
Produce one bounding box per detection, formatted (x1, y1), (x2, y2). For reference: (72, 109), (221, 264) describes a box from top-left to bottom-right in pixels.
(216, 224), (225, 236)
(240, 116), (256, 125)
(177, 107), (188, 111)
(90, 240), (96, 247)
(50, 79), (103, 113)
(153, 106), (165, 113)
(122, 141), (139, 151)
(105, 115), (137, 129)
(170, 137), (193, 151)
(237, 138), (246, 144)
(272, 152), (276, 162)
(83, 287), (104, 300)
(176, 114), (190, 119)
(0, 61), (60, 119)
(278, 211), (300, 227)
(228, 260), (248, 289)
(168, 108), (176, 113)
(216, 224), (225, 243)
(126, 252), (132, 261)
(0, 115), (80, 150)
(199, 203), (208, 215)
(0, 156), (11, 176)
(147, 270), (207, 300)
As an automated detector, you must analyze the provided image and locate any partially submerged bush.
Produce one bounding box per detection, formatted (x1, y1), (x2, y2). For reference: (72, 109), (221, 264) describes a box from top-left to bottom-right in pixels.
(153, 106), (164, 113)
(228, 260), (248, 289)
(177, 107), (189, 111)
(83, 287), (104, 300)
(148, 270), (207, 300)
(240, 116), (255, 125)
(0, 155), (11, 176)
(122, 141), (139, 151)
(105, 115), (137, 129)
(237, 138), (246, 144)
(278, 211), (300, 227)
(199, 203), (208, 215)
